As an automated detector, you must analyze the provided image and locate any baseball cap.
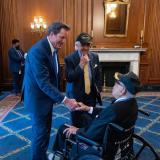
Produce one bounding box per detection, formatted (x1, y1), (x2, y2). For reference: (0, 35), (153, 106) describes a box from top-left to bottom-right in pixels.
(114, 71), (141, 94)
(76, 32), (92, 45)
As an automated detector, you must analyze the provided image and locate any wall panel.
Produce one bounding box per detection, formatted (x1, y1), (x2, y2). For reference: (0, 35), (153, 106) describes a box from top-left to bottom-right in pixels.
(0, 0), (18, 89)
(144, 0), (160, 84)
(0, 0), (160, 90)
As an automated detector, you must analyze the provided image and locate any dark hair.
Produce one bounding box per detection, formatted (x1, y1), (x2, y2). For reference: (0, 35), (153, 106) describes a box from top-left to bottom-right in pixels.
(48, 22), (70, 35)
(12, 39), (19, 44)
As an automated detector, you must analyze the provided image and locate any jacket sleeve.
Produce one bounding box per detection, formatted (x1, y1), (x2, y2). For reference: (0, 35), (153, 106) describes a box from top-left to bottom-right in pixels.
(28, 50), (65, 103)
(90, 107), (103, 118)
(65, 56), (84, 82)
(8, 49), (21, 62)
(94, 54), (102, 91)
(77, 106), (116, 142)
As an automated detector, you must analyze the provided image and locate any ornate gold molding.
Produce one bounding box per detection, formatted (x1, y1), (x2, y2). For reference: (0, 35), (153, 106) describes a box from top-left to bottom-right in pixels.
(104, 0), (130, 4)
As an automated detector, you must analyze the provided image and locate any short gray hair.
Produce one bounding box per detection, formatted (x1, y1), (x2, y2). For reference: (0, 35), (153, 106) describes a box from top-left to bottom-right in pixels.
(75, 41), (81, 46)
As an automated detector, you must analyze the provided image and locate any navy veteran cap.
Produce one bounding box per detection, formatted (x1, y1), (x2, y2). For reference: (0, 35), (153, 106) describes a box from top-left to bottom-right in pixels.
(76, 32), (92, 44)
(114, 71), (141, 95)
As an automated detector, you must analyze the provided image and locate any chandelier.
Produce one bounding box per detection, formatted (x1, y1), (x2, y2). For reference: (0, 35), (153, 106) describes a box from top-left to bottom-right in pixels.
(30, 16), (47, 33)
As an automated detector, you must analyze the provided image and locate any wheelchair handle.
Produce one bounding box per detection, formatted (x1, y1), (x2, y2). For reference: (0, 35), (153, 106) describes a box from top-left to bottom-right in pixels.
(138, 109), (150, 116)
(76, 134), (100, 147)
(109, 123), (134, 132)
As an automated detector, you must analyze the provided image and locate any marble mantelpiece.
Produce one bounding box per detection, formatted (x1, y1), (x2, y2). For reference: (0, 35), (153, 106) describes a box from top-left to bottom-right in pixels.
(90, 48), (147, 76)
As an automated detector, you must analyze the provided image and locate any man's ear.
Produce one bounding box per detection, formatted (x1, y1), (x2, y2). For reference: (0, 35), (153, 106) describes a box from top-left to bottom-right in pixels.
(121, 86), (127, 95)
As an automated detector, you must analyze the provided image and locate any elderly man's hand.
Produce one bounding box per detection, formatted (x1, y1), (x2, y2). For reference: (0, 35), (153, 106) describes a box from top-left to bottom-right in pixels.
(75, 102), (91, 112)
(79, 55), (90, 69)
(63, 124), (79, 138)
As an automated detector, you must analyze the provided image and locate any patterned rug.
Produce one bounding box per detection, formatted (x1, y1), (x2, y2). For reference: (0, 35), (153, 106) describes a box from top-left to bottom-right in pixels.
(0, 95), (21, 122)
(0, 96), (159, 160)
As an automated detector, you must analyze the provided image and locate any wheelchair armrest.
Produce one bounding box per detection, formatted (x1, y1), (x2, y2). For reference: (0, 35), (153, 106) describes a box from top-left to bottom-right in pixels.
(109, 123), (134, 132)
(109, 123), (124, 132)
(76, 134), (101, 147)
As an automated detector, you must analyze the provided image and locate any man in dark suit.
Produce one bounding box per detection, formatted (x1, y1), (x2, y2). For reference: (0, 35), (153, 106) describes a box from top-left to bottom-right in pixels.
(23, 22), (78, 160)
(8, 39), (25, 95)
(65, 41), (81, 98)
(65, 33), (102, 128)
(52, 71), (140, 153)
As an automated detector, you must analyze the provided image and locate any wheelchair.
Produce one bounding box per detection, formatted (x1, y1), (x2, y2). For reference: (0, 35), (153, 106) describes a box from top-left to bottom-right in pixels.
(52, 110), (160, 160)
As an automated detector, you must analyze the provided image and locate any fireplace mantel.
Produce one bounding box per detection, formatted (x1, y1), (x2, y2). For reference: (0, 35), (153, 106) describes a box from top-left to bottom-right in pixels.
(90, 48), (147, 52)
(90, 48), (147, 76)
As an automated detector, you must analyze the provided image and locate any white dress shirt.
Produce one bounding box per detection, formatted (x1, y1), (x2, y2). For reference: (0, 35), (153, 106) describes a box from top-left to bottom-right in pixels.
(47, 36), (58, 74)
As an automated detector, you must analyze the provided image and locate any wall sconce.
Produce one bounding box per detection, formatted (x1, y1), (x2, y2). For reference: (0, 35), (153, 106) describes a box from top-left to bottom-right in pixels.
(30, 16), (47, 33)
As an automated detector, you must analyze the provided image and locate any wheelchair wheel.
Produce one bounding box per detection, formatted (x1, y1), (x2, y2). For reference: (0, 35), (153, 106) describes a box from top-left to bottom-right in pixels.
(133, 134), (160, 160)
(77, 154), (103, 160)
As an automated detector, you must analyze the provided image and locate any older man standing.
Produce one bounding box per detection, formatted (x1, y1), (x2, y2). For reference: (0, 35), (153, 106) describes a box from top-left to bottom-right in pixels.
(65, 33), (102, 128)
(23, 22), (78, 160)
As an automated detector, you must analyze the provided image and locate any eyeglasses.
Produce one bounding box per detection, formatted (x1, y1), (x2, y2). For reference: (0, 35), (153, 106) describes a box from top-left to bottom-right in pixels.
(115, 80), (125, 87)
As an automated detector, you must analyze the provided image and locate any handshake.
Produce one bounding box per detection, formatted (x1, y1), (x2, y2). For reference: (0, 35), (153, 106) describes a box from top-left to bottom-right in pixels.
(63, 98), (90, 112)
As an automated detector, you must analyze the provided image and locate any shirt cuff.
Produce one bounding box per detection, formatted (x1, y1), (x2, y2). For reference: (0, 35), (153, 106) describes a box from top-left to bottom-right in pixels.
(62, 96), (67, 103)
(88, 107), (93, 114)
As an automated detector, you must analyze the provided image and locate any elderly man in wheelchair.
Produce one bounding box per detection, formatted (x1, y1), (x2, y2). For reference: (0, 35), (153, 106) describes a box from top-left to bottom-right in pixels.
(50, 72), (160, 160)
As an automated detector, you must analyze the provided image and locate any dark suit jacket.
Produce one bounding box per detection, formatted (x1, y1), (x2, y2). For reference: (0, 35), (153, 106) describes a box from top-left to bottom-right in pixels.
(77, 98), (138, 143)
(65, 51), (101, 105)
(23, 38), (64, 116)
(8, 48), (24, 73)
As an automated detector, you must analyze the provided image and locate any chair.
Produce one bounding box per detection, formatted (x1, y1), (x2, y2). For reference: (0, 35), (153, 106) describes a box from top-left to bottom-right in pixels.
(64, 123), (135, 160)
(63, 124), (159, 160)
(52, 110), (160, 160)
(102, 123), (135, 159)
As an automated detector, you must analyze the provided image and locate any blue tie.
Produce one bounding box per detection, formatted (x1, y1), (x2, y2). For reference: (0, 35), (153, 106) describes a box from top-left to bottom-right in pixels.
(52, 50), (58, 74)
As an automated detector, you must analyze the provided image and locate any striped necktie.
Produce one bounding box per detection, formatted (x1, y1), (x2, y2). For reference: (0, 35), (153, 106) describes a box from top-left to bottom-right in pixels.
(52, 50), (58, 74)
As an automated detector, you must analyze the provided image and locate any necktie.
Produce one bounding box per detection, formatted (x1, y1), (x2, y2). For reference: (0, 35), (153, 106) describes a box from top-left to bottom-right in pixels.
(52, 50), (58, 74)
(84, 62), (91, 94)
(17, 50), (23, 58)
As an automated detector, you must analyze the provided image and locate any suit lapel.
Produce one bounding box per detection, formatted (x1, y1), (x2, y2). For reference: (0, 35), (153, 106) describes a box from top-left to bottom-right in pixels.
(42, 38), (58, 81)
(72, 51), (80, 66)
(89, 53), (95, 82)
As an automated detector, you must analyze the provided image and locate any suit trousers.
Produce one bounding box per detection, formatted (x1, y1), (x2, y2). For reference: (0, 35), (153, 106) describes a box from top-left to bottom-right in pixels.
(11, 72), (22, 93)
(53, 125), (75, 152)
(71, 92), (96, 128)
(30, 110), (52, 160)
(71, 111), (93, 128)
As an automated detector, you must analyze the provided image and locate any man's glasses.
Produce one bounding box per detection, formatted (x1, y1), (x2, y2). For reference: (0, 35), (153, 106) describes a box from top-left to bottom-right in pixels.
(115, 80), (125, 88)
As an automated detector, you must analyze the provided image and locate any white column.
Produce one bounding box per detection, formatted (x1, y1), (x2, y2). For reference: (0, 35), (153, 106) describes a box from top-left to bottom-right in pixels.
(130, 61), (139, 76)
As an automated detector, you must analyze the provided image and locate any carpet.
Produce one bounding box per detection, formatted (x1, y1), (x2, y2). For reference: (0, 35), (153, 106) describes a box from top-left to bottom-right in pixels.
(0, 96), (159, 160)
(0, 95), (21, 122)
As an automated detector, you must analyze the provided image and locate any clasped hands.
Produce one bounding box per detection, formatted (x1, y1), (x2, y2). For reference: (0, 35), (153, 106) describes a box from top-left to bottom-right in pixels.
(63, 102), (91, 138)
(64, 98), (91, 112)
